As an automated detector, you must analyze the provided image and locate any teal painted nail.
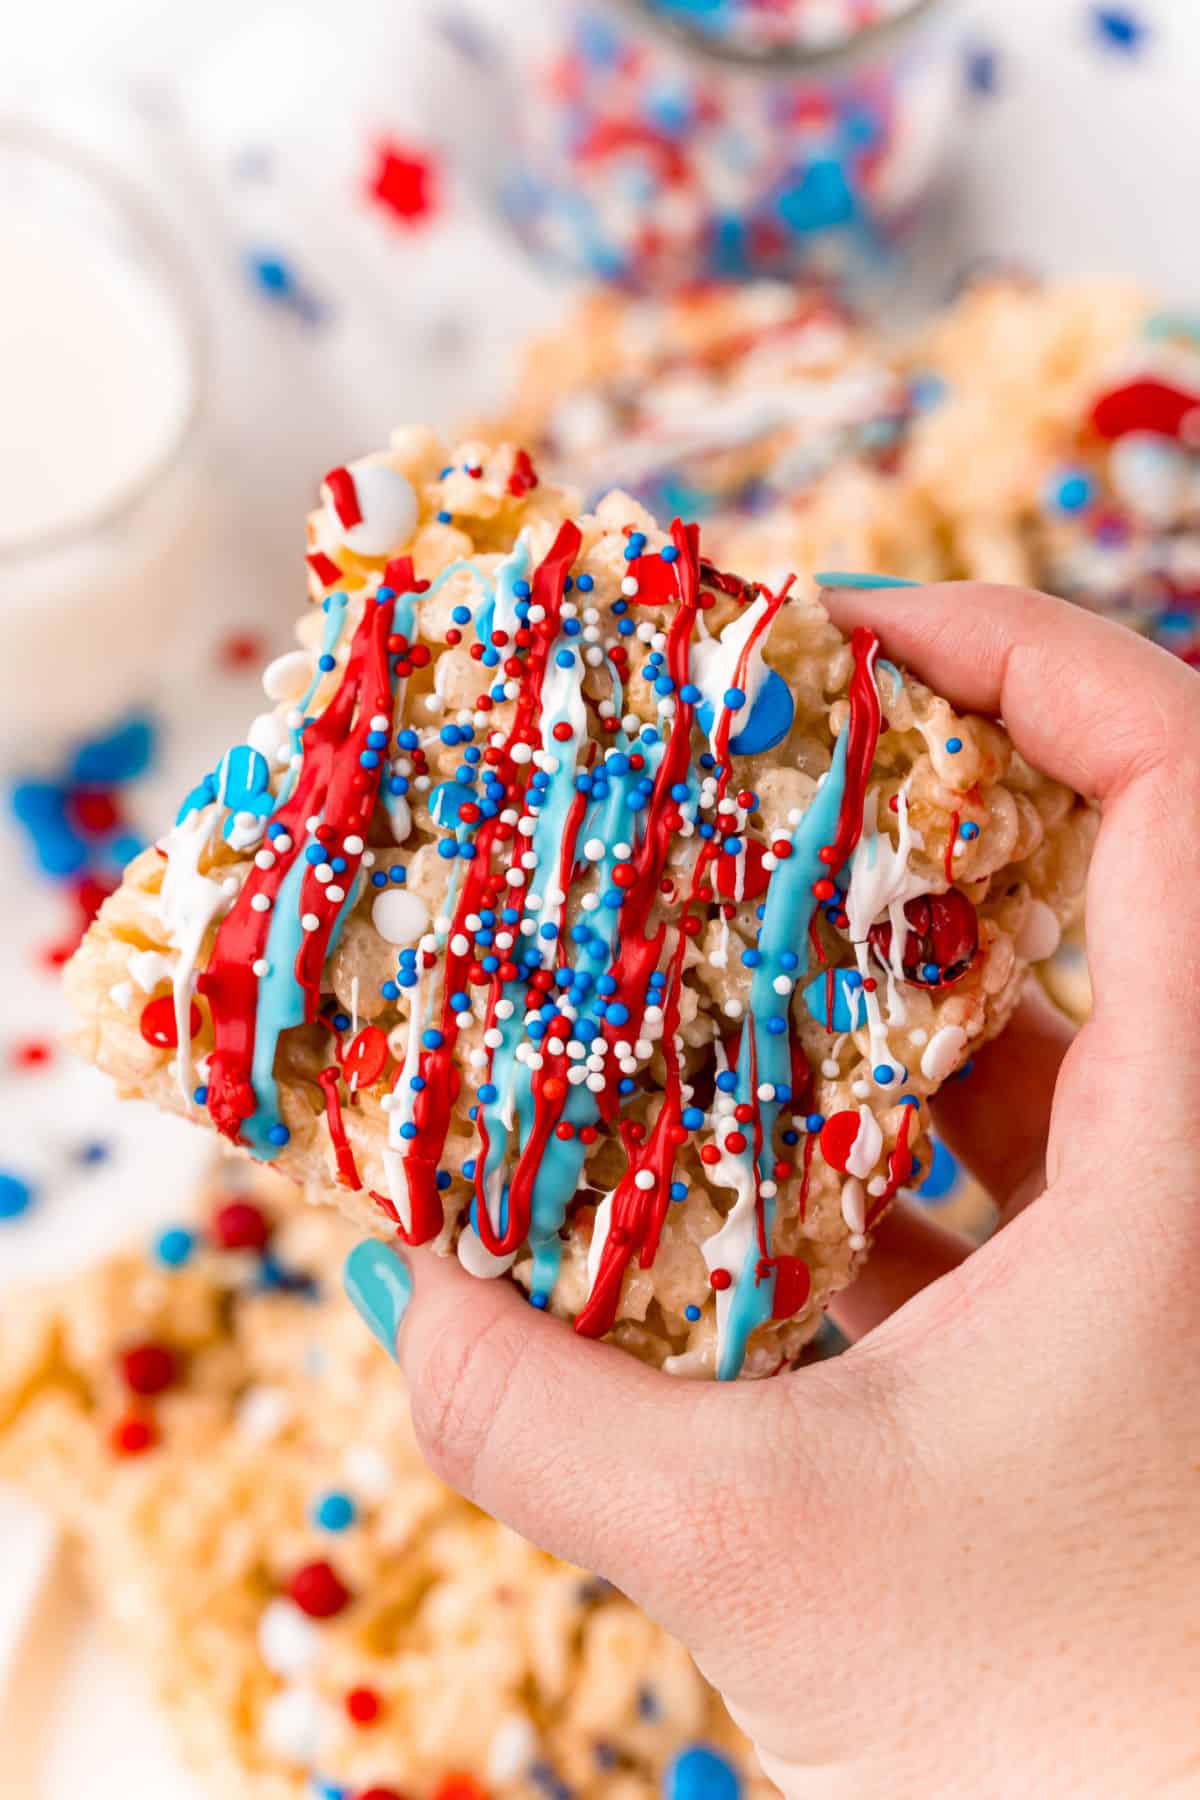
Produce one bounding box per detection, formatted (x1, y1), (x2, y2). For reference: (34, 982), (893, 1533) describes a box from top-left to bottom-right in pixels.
(343, 1240), (411, 1360)
(815, 571), (920, 590)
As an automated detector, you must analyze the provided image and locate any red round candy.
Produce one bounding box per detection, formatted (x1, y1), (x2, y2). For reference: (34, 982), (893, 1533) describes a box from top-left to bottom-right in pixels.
(112, 1415), (158, 1456)
(868, 888), (979, 988)
(818, 1110), (862, 1175)
(710, 1268), (732, 1291)
(211, 1200), (272, 1252)
(288, 1559), (352, 1620)
(770, 1256), (813, 1321)
(342, 1025), (390, 1088)
(120, 1342), (178, 1396)
(139, 995), (202, 1049)
(716, 838), (770, 903)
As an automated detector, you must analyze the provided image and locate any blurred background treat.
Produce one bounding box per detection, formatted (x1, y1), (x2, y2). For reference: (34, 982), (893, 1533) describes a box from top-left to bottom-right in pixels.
(0, 0), (1194, 1791)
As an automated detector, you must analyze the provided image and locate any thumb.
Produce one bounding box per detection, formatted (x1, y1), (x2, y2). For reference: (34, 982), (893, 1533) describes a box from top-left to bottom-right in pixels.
(342, 1237), (826, 1632)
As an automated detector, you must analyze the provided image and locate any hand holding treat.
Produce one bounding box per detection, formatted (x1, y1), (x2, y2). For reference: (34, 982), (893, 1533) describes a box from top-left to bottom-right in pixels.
(67, 434), (1092, 1381)
(360, 585), (1200, 1797)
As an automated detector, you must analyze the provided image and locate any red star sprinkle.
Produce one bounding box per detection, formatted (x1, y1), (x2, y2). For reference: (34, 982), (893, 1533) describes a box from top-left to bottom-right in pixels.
(217, 631), (268, 672)
(367, 139), (439, 226)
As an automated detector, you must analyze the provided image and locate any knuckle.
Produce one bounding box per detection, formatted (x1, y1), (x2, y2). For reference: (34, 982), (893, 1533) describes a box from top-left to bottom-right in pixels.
(406, 1298), (530, 1498)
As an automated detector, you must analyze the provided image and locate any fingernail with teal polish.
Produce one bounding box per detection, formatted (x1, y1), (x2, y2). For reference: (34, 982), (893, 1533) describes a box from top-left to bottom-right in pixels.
(343, 1239), (411, 1360)
(815, 571), (921, 590)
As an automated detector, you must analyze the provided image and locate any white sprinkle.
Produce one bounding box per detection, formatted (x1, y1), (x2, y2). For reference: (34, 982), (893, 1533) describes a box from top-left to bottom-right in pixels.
(634, 1170), (655, 1190)
(250, 894), (272, 914)
(301, 913), (321, 932)
(621, 576), (639, 596)
(254, 850), (276, 870)
(253, 958), (269, 977)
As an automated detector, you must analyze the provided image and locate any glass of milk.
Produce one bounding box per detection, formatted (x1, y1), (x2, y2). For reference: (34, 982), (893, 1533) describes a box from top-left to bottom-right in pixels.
(0, 125), (208, 758)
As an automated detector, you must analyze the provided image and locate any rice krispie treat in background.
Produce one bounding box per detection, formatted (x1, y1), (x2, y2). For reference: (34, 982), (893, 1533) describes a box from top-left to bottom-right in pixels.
(0, 1165), (767, 1800)
(489, 283), (949, 586)
(899, 274), (1153, 586)
(1028, 310), (1200, 660)
(67, 433), (1093, 1379)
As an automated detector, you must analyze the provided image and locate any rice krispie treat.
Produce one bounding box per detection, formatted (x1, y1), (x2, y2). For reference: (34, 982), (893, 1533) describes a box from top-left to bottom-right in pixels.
(487, 283), (949, 587)
(0, 1164), (768, 1800)
(67, 433), (1093, 1379)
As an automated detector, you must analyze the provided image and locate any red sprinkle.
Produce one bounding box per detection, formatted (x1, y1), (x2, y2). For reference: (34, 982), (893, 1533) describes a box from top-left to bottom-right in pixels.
(345, 1687), (382, 1726)
(432, 1778), (489, 1800)
(288, 1560), (353, 1620)
(507, 448), (539, 497)
(120, 1342), (178, 1396)
(211, 1199), (272, 1252)
(216, 631), (268, 673)
(306, 551), (343, 587)
(325, 466), (363, 529)
(710, 1268), (732, 1291)
(112, 1415), (158, 1456)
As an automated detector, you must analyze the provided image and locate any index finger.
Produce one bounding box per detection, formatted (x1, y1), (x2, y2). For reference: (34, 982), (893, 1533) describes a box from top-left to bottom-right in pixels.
(817, 581), (1200, 1071)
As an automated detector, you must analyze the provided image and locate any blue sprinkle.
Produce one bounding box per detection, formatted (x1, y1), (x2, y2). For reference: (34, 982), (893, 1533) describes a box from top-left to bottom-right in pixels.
(723, 687), (746, 710)
(313, 1490), (357, 1531)
(945, 737), (963, 754)
(716, 1071), (737, 1094)
(530, 1292), (549, 1310)
(437, 510), (453, 524)
(154, 1226), (196, 1267)
(318, 653), (336, 672)
(663, 1744), (741, 1800)
(268, 1124), (290, 1147)
(576, 573), (594, 591)
(685, 1304), (701, 1321)
(806, 1113), (825, 1132)
(193, 1085), (210, 1106)
(1090, 6), (1148, 51)
(873, 1065), (895, 1085)
(0, 1173), (34, 1220)
(670, 1181), (688, 1201)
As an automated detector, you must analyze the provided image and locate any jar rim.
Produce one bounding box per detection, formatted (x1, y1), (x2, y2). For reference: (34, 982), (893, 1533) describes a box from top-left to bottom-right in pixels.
(0, 121), (209, 568)
(606, 0), (955, 76)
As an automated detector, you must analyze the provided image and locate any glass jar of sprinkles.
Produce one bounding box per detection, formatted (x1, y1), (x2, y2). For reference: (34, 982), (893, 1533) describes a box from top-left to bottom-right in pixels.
(499, 0), (963, 288)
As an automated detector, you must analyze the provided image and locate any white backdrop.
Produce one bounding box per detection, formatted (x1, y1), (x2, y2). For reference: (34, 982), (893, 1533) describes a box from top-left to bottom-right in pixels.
(0, 0), (1195, 1792)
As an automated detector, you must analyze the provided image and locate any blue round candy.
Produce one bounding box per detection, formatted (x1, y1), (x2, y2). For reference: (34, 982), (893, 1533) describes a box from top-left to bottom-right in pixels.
(697, 669), (795, 756)
(802, 967), (863, 1033)
(915, 1137), (962, 1203)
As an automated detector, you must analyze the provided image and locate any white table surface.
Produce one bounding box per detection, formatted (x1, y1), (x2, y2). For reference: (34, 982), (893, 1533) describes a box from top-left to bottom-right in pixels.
(0, 0), (1193, 1791)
